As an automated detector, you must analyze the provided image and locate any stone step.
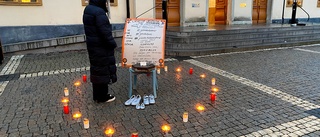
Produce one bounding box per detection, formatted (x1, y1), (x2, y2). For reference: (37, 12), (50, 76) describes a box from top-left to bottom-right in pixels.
(166, 26), (320, 37)
(166, 29), (320, 44)
(165, 25), (320, 56)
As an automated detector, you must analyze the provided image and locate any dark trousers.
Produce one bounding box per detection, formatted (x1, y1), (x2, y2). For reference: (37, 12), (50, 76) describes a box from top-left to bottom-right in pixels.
(92, 83), (109, 102)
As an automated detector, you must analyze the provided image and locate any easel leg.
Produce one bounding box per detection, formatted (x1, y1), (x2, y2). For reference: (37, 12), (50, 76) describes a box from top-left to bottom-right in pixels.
(129, 69), (133, 98)
(133, 74), (137, 90)
(152, 69), (157, 98)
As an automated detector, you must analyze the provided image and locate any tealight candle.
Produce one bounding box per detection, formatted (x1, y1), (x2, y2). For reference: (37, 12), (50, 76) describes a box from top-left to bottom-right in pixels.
(183, 112), (188, 122)
(61, 98), (69, 105)
(211, 78), (216, 85)
(196, 104), (205, 113)
(164, 66), (168, 72)
(73, 113), (82, 122)
(131, 132), (138, 137)
(74, 81), (81, 87)
(82, 74), (87, 82)
(64, 88), (69, 96)
(189, 68), (193, 75)
(211, 87), (219, 92)
(200, 74), (206, 78)
(83, 118), (89, 129)
(161, 124), (171, 134)
(176, 68), (181, 72)
(105, 128), (115, 137)
(211, 93), (216, 101)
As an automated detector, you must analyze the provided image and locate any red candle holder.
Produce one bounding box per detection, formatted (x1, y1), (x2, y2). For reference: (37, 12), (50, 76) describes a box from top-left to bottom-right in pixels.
(131, 132), (138, 137)
(210, 93), (216, 101)
(63, 104), (69, 114)
(189, 68), (193, 75)
(82, 74), (87, 82)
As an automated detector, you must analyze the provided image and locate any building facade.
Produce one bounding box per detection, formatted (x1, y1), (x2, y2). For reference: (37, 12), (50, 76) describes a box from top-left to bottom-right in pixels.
(1, 0), (320, 45)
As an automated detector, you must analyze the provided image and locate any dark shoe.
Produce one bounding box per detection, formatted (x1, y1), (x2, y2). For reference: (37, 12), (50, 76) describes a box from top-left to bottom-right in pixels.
(106, 94), (116, 102)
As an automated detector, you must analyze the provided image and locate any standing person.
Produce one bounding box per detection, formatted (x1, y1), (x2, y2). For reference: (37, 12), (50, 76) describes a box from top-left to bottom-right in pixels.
(83, 0), (117, 103)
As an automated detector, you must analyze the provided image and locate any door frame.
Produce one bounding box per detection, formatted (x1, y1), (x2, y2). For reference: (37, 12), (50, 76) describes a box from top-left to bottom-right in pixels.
(154, 0), (182, 26)
(252, 0), (273, 24)
(206, 0), (232, 25)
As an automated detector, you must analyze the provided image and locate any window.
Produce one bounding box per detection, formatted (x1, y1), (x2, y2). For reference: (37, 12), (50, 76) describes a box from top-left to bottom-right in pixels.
(82, 0), (118, 6)
(0, 0), (42, 6)
(286, 0), (303, 7)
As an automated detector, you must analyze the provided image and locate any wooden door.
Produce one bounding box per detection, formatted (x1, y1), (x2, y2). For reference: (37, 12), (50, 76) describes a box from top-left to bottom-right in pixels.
(156, 0), (180, 26)
(252, 0), (267, 24)
(215, 0), (227, 25)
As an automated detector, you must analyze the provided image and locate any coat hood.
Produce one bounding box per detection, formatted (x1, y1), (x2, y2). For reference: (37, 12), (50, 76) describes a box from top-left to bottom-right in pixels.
(89, 0), (108, 12)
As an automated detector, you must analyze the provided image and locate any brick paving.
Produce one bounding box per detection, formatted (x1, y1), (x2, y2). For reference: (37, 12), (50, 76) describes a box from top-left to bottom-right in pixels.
(0, 44), (319, 137)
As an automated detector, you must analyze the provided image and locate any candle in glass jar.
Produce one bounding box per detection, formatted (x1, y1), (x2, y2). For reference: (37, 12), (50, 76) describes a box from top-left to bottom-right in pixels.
(183, 112), (188, 122)
(64, 88), (69, 96)
(164, 66), (168, 72)
(189, 68), (193, 75)
(131, 132), (138, 137)
(157, 68), (160, 74)
(82, 74), (87, 82)
(63, 104), (69, 114)
(211, 78), (216, 85)
(211, 93), (216, 101)
(83, 118), (89, 129)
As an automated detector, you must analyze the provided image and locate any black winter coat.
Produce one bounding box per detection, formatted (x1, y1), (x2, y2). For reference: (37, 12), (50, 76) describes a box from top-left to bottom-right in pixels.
(83, 0), (117, 84)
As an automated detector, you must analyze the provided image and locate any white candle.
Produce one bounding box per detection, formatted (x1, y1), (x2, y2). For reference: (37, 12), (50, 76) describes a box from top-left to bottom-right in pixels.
(64, 88), (69, 96)
(211, 78), (216, 85)
(164, 66), (168, 72)
(157, 68), (160, 74)
(183, 112), (188, 122)
(83, 118), (89, 129)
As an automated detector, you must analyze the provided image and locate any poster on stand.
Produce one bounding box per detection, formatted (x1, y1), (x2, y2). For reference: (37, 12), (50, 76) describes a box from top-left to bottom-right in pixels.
(121, 18), (166, 68)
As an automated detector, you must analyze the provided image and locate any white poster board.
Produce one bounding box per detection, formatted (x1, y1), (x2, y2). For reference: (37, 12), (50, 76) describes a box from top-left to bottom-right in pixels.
(121, 18), (166, 67)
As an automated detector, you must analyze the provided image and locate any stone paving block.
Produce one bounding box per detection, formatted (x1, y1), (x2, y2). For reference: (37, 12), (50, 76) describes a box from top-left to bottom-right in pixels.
(1, 47), (320, 136)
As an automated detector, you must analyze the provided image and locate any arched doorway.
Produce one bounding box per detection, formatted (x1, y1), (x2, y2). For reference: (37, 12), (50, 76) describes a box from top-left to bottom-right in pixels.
(252, 0), (267, 24)
(208, 0), (228, 25)
(155, 0), (180, 26)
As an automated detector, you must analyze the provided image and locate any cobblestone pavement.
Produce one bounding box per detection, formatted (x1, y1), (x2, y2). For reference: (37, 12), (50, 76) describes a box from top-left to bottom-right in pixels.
(0, 44), (319, 137)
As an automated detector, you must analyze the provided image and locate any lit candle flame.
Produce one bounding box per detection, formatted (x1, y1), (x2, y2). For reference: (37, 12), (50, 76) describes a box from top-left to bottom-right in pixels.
(200, 74), (206, 78)
(105, 128), (115, 136)
(161, 125), (171, 132)
(196, 104), (205, 112)
(176, 68), (181, 72)
(61, 98), (69, 103)
(211, 87), (219, 92)
(74, 81), (81, 86)
(73, 113), (82, 119)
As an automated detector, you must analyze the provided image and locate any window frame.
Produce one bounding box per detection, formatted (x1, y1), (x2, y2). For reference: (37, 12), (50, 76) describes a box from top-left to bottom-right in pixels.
(82, 0), (118, 6)
(286, 0), (303, 7)
(0, 0), (42, 6)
